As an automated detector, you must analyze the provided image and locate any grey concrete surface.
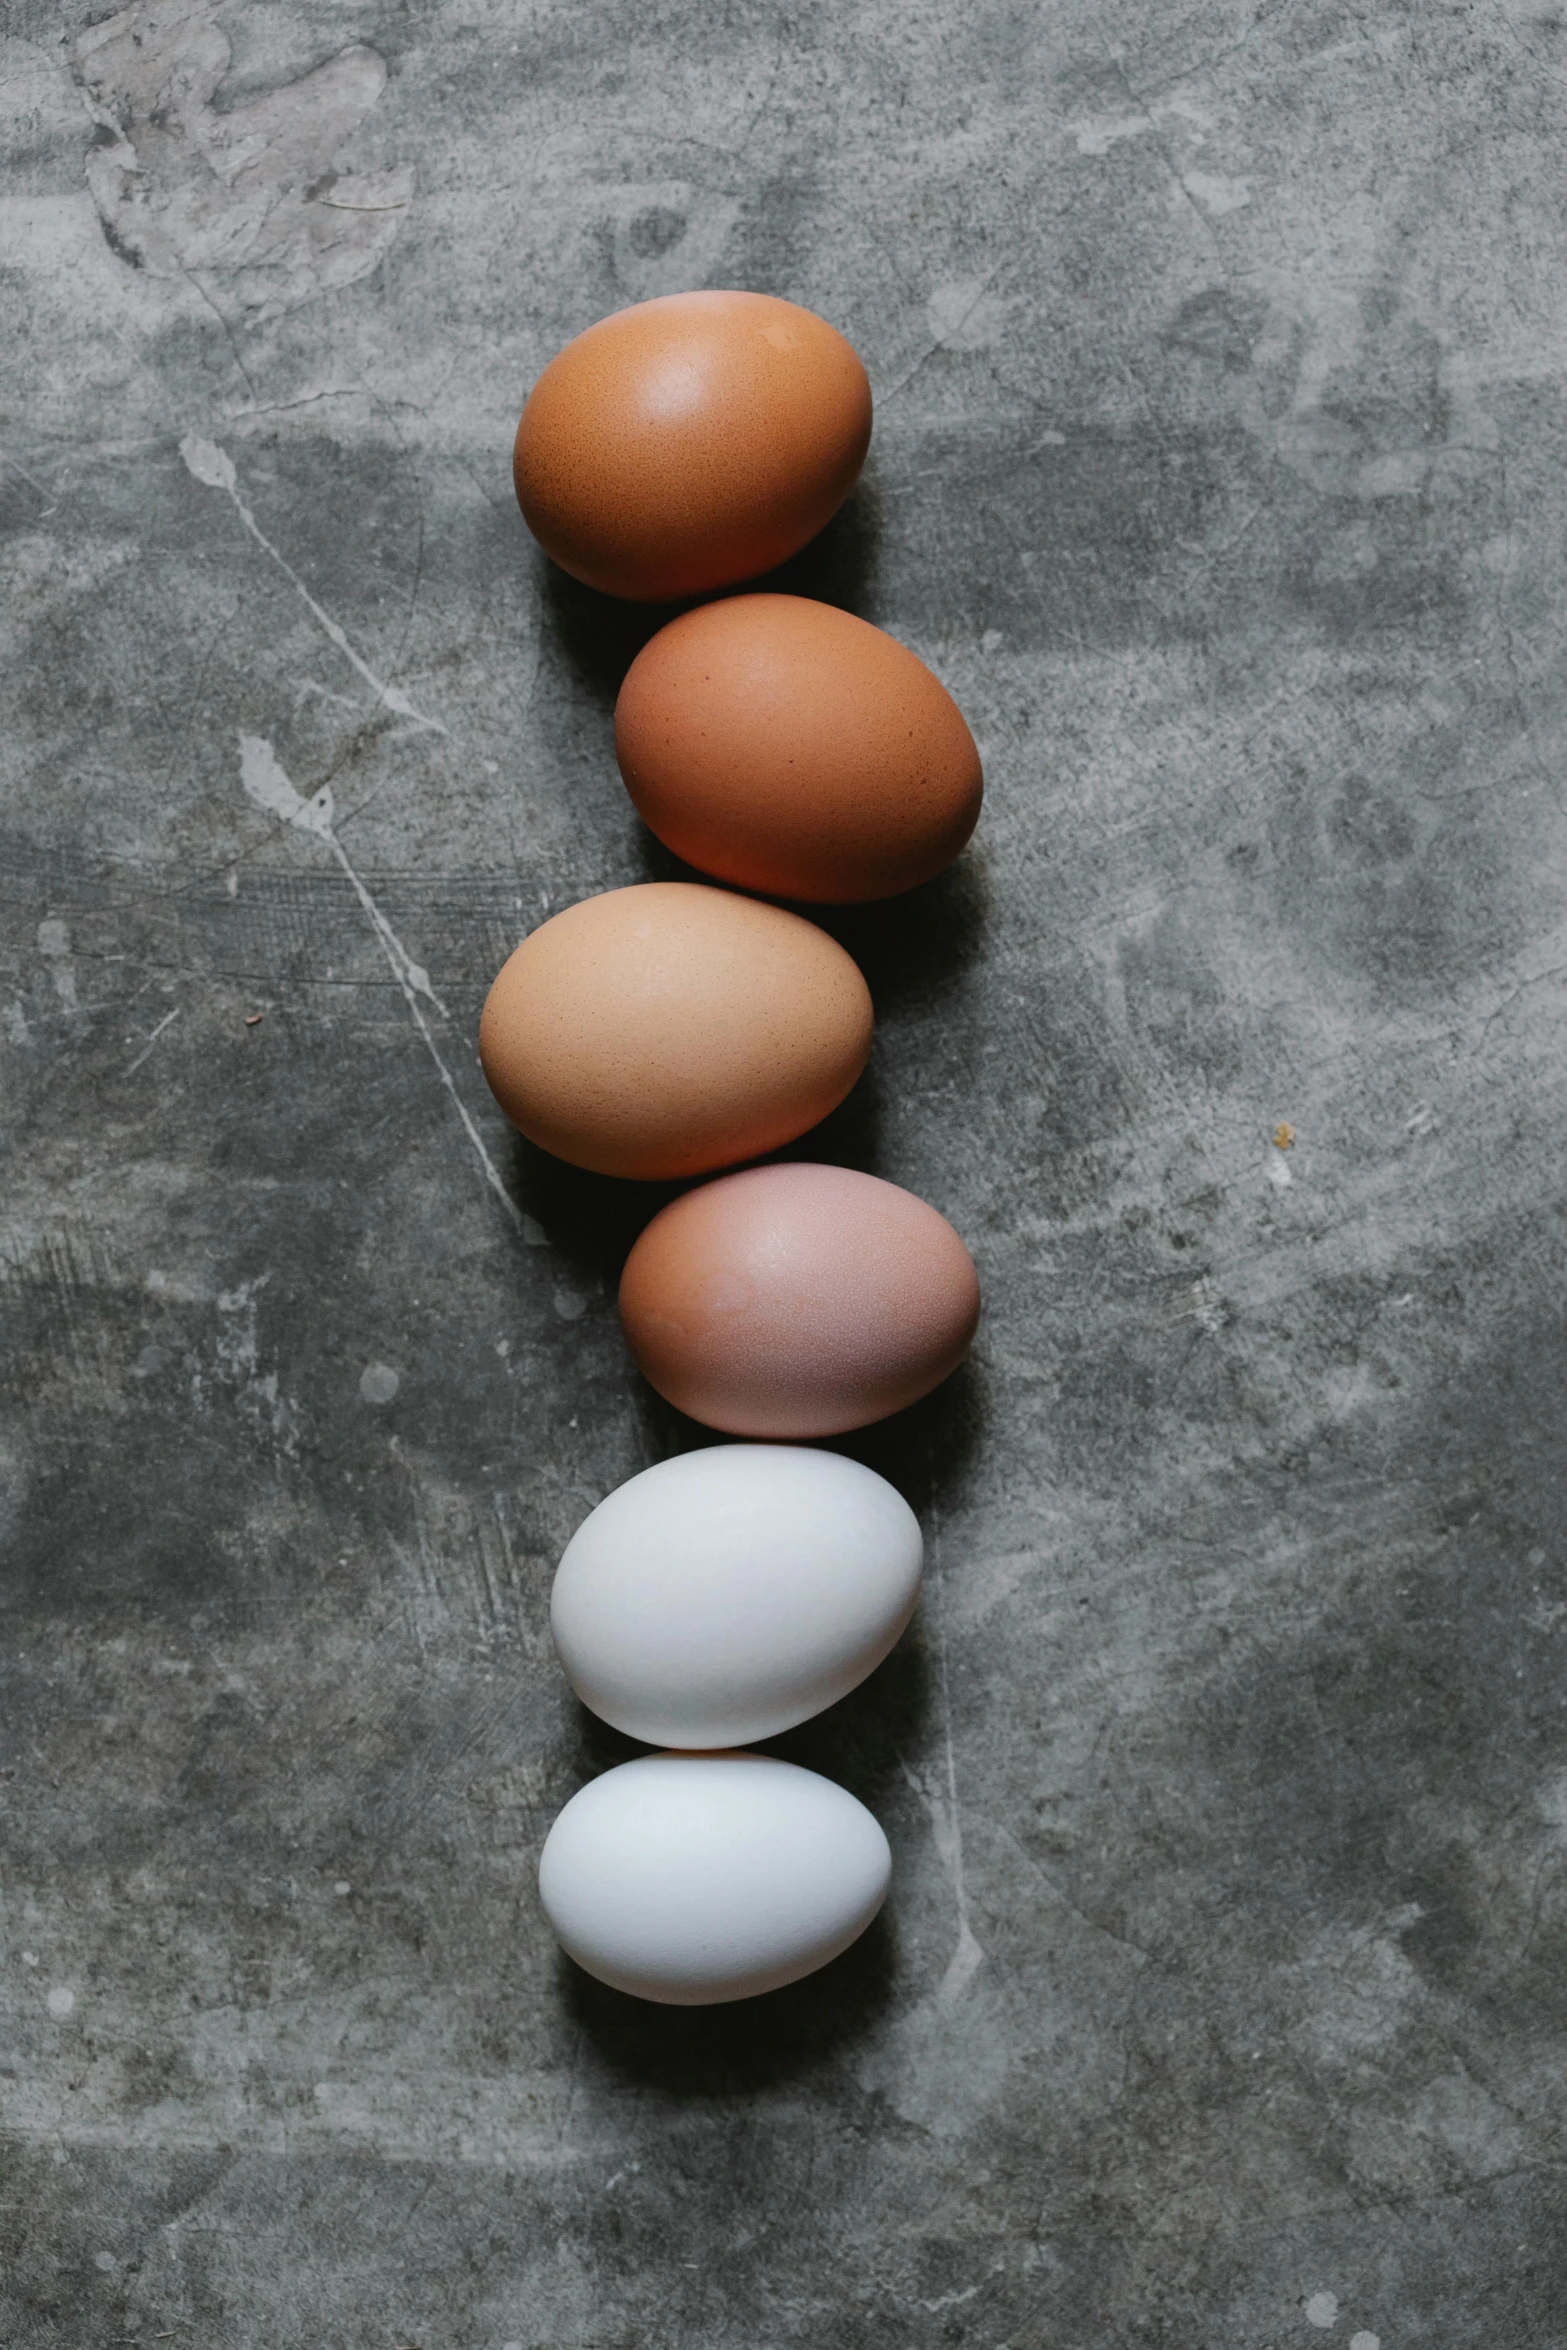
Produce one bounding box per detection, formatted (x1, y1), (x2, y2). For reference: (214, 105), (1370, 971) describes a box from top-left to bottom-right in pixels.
(4, 0), (1567, 2341)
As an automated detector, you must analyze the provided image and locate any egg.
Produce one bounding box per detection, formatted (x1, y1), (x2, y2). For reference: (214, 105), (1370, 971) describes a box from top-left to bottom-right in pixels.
(538, 1752), (891, 2004)
(479, 883), (873, 1181)
(619, 1162), (980, 1435)
(552, 1445), (922, 1748)
(615, 594), (983, 903)
(512, 292), (872, 602)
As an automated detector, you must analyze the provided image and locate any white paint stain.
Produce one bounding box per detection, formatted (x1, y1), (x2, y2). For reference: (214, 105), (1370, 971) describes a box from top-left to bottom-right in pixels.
(1305, 2291), (1340, 2328)
(238, 735), (519, 1231)
(37, 918), (77, 1009)
(239, 735), (443, 1010)
(1291, 1912), (1420, 2065)
(74, 4), (413, 319)
(1189, 1275), (1227, 1335)
(213, 1270), (300, 1449)
(359, 1363), (400, 1405)
(939, 1915), (985, 2008)
(552, 1286), (588, 1322)
(1357, 448), (1431, 497)
(1072, 110), (1156, 155)
(1349, 2335), (1380, 2350)
(1180, 169), (1251, 217)
(216, 1271), (269, 1327)
(1071, 93), (1213, 156)
(1073, 99), (1252, 230)
(903, 1518), (986, 2008)
(184, 440), (444, 733)
(1267, 1147), (1294, 1190)
(46, 1986), (75, 2017)
(947, 1545), (1047, 1634)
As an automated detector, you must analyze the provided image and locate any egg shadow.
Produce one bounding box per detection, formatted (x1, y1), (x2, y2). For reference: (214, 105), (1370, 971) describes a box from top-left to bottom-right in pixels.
(506, 1131), (682, 1297)
(557, 1902), (898, 2089)
(806, 852), (991, 1029)
(751, 470), (883, 616)
(620, 1347), (987, 1533)
(501, 1050), (893, 1314)
(535, 468), (885, 716)
(623, 813), (992, 1032)
(828, 1356), (987, 1518)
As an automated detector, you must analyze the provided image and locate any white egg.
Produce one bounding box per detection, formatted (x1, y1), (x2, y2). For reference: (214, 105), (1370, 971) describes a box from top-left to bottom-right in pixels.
(550, 1444), (923, 1747)
(538, 1751), (891, 2004)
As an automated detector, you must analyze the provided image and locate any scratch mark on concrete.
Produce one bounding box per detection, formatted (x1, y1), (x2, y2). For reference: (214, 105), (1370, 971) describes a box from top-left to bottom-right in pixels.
(37, 918), (78, 1010)
(123, 1005), (180, 1074)
(917, 2284), (983, 2314)
(182, 436), (445, 734)
(238, 735), (519, 1229)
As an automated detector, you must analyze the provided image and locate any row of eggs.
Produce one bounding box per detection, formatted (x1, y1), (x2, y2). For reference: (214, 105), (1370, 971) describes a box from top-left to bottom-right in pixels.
(504, 291), (977, 1997)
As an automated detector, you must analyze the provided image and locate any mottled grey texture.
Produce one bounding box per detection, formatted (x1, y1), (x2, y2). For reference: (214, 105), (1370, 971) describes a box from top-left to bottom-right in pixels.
(3, 0), (1567, 2342)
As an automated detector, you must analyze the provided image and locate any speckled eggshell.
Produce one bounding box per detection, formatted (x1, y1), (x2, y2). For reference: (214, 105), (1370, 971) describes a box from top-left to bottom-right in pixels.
(512, 292), (872, 602)
(615, 594), (983, 903)
(478, 884), (873, 1182)
(619, 1162), (981, 1435)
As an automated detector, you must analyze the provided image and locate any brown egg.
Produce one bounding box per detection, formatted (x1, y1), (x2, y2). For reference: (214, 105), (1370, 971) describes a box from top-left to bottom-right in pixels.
(479, 885), (873, 1182)
(512, 293), (872, 602)
(619, 1163), (980, 1436)
(615, 594), (983, 903)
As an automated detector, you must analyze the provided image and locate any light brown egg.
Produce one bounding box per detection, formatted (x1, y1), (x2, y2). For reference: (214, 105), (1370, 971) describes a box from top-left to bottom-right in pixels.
(512, 293), (872, 602)
(478, 885), (873, 1182)
(615, 594), (983, 903)
(619, 1163), (980, 1436)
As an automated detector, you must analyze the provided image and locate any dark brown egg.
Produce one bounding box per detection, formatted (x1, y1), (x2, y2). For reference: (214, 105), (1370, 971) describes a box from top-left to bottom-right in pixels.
(615, 593), (983, 902)
(512, 293), (872, 602)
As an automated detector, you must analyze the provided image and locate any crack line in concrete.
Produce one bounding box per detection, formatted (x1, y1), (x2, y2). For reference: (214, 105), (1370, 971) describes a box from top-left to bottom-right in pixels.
(237, 734), (519, 1230)
(181, 435), (446, 735)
